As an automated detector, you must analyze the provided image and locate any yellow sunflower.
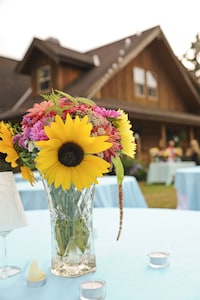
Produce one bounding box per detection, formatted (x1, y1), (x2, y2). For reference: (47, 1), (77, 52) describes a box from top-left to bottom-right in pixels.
(117, 109), (136, 158)
(20, 166), (37, 186)
(35, 114), (112, 190)
(0, 121), (19, 168)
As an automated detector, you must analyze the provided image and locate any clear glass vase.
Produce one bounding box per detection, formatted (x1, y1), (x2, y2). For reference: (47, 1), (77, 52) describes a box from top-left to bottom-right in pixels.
(43, 181), (96, 278)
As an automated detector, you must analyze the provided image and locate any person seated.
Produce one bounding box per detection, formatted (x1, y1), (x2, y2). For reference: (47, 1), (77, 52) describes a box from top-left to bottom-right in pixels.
(166, 140), (176, 162)
(185, 139), (200, 165)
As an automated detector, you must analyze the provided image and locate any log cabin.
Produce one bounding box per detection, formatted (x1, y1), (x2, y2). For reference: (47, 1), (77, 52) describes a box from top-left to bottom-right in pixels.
(1, 25), (200, 166)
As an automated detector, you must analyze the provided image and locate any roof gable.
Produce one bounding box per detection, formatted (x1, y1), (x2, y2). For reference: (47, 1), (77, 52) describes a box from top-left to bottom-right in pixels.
(15, 37), (96, 75)
(86, 26), (200, 104)
(65, 25), (200, 109)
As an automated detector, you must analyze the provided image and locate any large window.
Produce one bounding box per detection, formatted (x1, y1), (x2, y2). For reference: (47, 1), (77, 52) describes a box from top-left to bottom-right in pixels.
(133, 67), (158, 99)
(133, 67), (145, 97)
(146, 70), (157, 99)
(37, 65), (51, 93)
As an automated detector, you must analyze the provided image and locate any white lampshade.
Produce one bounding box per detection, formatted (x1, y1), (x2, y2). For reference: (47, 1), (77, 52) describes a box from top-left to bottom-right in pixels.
(0, 171), (27, 232)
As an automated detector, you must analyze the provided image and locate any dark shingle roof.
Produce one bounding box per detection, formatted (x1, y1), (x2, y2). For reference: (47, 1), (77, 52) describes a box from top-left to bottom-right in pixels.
(15, 38), (96, 74)
(64, 26), (161, 97)
(0, 56), (30, 120)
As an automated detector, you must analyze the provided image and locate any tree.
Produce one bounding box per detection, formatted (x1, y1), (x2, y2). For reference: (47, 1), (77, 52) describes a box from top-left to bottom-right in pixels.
(181, 33), (200, 83)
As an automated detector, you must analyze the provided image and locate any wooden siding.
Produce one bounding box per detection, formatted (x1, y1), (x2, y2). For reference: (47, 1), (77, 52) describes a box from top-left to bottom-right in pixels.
(58, 64), (82, 89)
(98, 45), (190, 113)
(133, 118), (193, 164)
(31, 53), (83, 96)
(133, 119), (162, 163)
(30, 53), (54, 97)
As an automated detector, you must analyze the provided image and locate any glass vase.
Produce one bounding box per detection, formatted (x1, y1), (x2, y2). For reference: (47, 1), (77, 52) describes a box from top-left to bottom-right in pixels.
(43, 181), (96, 278)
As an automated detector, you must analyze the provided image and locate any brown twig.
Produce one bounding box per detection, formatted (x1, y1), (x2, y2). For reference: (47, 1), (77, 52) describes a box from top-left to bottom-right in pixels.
(116, 182), (123, 241)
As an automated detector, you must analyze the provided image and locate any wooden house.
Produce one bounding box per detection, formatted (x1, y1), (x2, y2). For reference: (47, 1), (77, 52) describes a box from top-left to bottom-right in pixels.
(1, 25), (200, 165)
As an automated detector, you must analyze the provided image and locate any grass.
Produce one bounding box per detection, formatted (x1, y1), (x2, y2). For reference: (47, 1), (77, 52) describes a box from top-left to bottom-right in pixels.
(138, 182), (177, 209)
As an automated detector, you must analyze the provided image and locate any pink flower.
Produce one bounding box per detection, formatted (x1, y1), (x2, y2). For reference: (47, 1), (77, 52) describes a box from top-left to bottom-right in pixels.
(22, 101), (55, 127)
(93, 106), (121, 118)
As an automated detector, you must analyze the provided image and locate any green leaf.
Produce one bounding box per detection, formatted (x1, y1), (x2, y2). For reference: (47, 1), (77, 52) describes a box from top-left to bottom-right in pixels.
(75, 97), (95, 106)
(54, 90), (78, 104)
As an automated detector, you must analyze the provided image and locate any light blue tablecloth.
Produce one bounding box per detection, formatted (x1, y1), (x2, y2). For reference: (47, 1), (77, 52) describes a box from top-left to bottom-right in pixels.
(14, 174), (147, 210)
(1, 208), (200, 300)
(147, 161), (195, 185)
(174, 166), (200, 209)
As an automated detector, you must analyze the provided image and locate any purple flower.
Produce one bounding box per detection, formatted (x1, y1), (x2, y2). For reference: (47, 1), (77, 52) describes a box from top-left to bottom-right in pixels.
(30, 120), (48, 141)
(129, 163), (142, 176)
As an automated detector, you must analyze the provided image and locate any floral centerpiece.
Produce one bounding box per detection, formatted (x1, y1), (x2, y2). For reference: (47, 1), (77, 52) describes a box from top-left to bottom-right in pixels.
(149, 147), (159, 161)
(162, 147), (183, 161)
(174, 147), (183, 161)
(0, 90), (136, 277)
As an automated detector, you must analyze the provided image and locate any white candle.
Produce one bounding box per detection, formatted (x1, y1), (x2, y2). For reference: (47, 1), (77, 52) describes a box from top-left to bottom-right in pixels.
(81, 281), (103, 289)
(80, 280), (106, 300)
(148, 251), (169, 268)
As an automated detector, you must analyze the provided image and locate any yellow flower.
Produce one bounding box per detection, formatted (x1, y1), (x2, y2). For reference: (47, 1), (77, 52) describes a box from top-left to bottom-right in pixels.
(0, 122), (19, 168)
(21, 166), (37, 186)
(175, 147), (183, 157)
(117, 109), (136, 158)
(35, 114), (112, 190)
(150, 147), (159, 157)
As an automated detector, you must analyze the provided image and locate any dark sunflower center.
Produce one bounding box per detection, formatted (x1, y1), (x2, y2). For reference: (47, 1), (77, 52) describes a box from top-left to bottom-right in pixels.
(58, 142), (84, 167)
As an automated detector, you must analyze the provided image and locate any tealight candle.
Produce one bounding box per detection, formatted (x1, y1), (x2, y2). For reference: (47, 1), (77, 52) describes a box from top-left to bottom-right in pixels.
(79, 279), (106, 300)
(26, 261), (46, 288)
(148, 251), (170, 269)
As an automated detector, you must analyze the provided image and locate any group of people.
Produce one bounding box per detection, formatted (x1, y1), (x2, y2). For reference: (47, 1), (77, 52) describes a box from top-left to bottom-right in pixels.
(150, 139), (200, 165)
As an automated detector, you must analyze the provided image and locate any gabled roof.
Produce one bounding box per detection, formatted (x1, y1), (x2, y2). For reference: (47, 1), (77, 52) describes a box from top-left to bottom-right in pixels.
(65, 26), (162, 96)
(65, 26), (200, 109)
(15, 37), (96, 74)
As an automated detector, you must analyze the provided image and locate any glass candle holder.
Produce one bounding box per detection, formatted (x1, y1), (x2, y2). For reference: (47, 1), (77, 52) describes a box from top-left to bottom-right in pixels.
(148, 251), (170, 269)
(79, 279), (106, 300)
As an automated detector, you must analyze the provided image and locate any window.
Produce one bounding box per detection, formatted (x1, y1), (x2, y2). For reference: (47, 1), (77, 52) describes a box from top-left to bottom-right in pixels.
(146, 71), (157, 99)
(133, 67), (145, 97)
(37, 65), (51, 93)
(133, 67), (158, 100)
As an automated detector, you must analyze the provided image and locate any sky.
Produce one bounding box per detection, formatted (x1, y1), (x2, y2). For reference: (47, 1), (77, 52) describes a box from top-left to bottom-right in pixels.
(0, 0), (200, 61)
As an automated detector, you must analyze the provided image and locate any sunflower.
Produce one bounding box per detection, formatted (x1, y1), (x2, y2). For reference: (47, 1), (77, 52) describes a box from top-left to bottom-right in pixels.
(117, 109), (136, 158)
(20, 166), (37, 186)
(35, 114), (112, 190)
(0, 122), (19, 168)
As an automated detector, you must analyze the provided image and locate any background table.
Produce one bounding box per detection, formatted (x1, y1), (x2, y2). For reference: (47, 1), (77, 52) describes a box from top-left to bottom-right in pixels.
(1, 208), (200, 300)
(174, 166), (200, 209)
(14, 174), (147, 209)
(147, 161), (195, 185)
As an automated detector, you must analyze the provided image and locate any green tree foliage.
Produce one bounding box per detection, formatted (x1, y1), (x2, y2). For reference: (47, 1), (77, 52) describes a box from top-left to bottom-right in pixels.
(181, 33), (200, 83)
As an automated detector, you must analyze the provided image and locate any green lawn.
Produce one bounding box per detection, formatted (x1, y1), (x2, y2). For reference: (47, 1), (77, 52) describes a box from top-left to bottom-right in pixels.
(138, 182), (177, 209)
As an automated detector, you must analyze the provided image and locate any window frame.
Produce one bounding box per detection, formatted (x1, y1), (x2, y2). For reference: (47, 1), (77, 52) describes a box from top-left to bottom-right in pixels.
(146, 70), (158, 100)
(133, 66), (158, 100)
(37, 65), (51, 93)
(133, 67), (145, 98)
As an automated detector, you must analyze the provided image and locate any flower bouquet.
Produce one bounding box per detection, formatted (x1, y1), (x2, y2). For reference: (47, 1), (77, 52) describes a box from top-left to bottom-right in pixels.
(0, 90), (136, 276)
